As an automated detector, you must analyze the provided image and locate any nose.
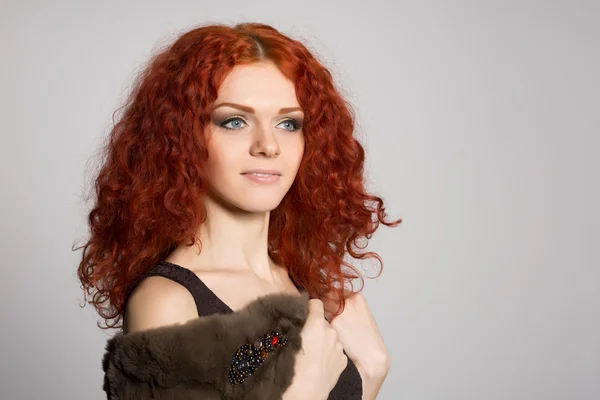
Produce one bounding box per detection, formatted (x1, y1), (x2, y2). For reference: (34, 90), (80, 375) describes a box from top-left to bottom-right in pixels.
(250, 125), (280, 157)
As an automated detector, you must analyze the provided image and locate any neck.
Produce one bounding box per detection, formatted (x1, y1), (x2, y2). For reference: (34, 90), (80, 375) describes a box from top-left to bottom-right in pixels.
(170, 192), (278, 283)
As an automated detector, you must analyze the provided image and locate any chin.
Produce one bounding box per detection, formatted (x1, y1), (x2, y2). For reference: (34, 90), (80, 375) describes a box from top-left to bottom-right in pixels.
(239, 203), (282, 213)
(234, 193), (285, 213)
(208, 187), (286, 214)
(221, 198), (282, 214)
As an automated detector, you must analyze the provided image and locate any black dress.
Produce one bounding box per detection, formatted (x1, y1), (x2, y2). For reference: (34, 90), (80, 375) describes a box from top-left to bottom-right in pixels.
(126, 260), (363, 399)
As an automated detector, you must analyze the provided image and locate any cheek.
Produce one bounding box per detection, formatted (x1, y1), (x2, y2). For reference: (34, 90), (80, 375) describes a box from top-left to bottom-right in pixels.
(291, 138), (305, 170)
(207, 135), (241, 166)
(207, 152), (238, 180)
(205, 140), (237, 185)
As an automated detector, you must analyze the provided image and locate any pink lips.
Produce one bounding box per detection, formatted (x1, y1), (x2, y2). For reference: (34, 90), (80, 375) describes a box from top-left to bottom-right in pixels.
(242, 172), (280, 184)
(242, 168), (281, 175)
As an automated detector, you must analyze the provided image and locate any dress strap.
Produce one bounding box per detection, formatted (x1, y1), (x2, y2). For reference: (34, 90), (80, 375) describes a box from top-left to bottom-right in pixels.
(126, 260), (307, 318)
(126, 261), (233, 317)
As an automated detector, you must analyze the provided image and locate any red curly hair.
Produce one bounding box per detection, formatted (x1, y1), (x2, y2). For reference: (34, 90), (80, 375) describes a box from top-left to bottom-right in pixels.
(75, 22), (401, 330)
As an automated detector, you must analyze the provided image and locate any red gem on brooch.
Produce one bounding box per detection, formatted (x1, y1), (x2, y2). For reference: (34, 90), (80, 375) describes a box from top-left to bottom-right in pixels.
(271, 335), (279, 346)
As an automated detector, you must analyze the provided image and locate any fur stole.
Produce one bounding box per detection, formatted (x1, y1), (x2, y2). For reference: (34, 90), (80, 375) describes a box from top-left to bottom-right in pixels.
(102, 291), (311, 399)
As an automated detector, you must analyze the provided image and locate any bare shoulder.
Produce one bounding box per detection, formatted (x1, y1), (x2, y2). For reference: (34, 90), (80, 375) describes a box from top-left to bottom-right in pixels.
(124, 275), (199, 333)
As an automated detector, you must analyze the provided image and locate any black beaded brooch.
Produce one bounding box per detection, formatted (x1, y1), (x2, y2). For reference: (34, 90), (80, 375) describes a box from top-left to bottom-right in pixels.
(228, 330), (288, 385)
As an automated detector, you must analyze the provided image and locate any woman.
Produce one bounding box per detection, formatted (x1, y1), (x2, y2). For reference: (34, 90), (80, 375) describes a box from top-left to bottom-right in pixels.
(77, 22), (401, 399)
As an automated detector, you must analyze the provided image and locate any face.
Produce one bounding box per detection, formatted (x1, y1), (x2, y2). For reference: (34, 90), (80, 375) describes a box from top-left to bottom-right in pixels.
(203, 61), (305, 213)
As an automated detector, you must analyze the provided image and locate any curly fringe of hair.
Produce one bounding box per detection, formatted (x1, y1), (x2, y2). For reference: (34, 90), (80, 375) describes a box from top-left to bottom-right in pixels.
(74, 22), (402, 330)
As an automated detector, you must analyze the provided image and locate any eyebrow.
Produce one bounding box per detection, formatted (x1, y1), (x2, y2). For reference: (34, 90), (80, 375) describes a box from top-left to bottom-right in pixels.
(211, 102), (303, 114)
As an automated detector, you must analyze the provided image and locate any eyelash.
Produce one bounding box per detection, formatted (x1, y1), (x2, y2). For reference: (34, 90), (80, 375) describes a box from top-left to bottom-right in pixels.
(218, 116), (302, 132)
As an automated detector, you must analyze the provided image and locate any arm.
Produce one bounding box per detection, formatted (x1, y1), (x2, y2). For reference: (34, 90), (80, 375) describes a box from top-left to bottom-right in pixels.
(356, 354), (391, 400)
(322, 292), (391, 400)
(103, 289), (310, 400)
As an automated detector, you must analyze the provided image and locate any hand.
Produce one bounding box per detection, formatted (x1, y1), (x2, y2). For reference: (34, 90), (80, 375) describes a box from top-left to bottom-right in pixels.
(321, 292), (390, 377)
(284, 299), (348, 400)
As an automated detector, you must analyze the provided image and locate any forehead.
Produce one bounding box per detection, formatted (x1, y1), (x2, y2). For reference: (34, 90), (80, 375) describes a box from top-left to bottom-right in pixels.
(215, 61), (300, 109)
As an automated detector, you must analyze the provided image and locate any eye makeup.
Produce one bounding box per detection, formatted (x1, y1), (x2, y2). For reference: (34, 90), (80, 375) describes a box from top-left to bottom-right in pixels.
(215, 115), (303, 132)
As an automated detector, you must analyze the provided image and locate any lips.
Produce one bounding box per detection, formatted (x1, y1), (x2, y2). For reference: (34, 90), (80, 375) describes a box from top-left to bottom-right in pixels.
(242, 172), (281, 184)
(241, 169), (281, 176)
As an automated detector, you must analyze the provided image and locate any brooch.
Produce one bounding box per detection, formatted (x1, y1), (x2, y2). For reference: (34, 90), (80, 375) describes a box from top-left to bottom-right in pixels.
(228, 330), (288, 385)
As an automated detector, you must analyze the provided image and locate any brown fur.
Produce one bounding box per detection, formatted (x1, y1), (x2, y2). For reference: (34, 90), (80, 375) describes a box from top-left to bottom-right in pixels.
(102, 291), (311, 399)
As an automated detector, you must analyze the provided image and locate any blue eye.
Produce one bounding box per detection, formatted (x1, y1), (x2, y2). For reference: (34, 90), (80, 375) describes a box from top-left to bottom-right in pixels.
(218, 117), (302, 132)
(277, 119), (302, 132)
(220, 117), (247, 130)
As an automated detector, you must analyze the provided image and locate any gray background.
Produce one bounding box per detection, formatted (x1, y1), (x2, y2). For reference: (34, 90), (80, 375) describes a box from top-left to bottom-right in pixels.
(1, 1), (598, 399)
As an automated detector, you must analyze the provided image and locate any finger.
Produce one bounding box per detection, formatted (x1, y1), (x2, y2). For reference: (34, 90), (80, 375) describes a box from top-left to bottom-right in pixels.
(308, 298), (325, 318)
(334, 340), (344, 353)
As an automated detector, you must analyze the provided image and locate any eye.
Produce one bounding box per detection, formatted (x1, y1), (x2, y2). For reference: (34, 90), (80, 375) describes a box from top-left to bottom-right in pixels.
(219, 117), (247, 130)
(277, 119), (302, 132)
(218, 117), (302, 132)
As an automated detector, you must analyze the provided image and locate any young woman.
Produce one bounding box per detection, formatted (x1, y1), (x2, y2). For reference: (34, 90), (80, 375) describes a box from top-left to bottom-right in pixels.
(77, 22), (401, 399)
